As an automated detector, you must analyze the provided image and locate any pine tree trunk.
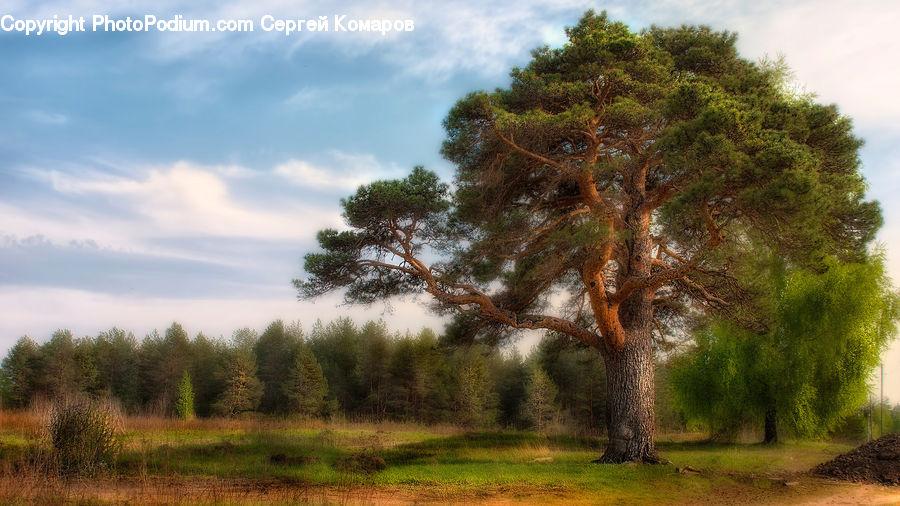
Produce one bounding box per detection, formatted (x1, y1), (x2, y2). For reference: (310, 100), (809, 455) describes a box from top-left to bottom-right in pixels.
(764, 406), (778, 444)
(598, 327), (664, 463)
(596, 209), (664, 464)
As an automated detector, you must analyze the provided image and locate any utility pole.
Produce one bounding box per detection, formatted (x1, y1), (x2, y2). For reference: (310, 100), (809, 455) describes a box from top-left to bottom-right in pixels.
(868, 391), (873, 441)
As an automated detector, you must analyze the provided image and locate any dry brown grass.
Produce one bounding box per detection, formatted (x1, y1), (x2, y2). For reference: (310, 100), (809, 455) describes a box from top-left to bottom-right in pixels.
(0, 474), (333, 505)
(0, 475), (596, 505)
(2, 474), (895, 506)
(0, 409), (41, 435)
(2, 409), (461, 436)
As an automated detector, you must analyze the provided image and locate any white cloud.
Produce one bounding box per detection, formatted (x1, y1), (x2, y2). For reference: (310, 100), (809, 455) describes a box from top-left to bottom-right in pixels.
(35, 161), (338, 240)
(609, 0), (900, 132)
(724, 1), (900, 131)
(4, 0), (593, 79)
(4, 152), (405, 271)
(46, 1), (900, 129)
(383, 0), (592, 81)
(273, 150), (402, 190)
(274, 159), (368, 189)
(213, 164), (257, 179)
(11, 0), (896, 127)
(1, 160), (345, 273)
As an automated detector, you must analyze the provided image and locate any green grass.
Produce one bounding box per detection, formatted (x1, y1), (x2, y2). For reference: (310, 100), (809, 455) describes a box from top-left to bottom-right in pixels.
(109, 426), (853, 497)
(0, 413), (866, 504)
(660, 440), (853, 474)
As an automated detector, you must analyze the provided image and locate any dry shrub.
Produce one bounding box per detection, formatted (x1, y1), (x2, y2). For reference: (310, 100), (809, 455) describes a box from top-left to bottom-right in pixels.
(334, 452), (387, 475)
(47, 399), (122, 476)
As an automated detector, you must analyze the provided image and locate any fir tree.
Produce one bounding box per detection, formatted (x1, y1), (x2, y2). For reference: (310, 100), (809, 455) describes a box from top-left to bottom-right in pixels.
(174, 370), (194, 420)
(283, 345), (330, 418)
(524, 365), (558, 432)
(215, 352), (263, 417)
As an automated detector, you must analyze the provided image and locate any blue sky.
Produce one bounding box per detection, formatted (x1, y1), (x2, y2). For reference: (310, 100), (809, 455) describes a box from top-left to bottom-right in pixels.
(3, 0), (900, 397)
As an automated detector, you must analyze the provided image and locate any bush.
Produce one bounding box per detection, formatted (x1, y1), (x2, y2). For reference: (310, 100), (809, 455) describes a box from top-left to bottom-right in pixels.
(334, 452), (387, 474)
(48, 400), (122, 475)
(174, 371), (194, 420)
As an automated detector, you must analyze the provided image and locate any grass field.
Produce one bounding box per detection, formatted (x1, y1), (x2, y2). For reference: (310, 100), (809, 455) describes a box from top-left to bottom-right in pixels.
(0, 411), (896, 505)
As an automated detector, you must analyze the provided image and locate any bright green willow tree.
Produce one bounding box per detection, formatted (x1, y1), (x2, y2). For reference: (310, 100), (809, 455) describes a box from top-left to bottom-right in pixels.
(297, 12), (881, 462)
(673, 255), (898, 442)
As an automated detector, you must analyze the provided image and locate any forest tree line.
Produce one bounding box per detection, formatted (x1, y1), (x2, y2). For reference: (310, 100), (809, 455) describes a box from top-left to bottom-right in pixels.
(0, 319), (607, 431)
(0, 317), (894, 440)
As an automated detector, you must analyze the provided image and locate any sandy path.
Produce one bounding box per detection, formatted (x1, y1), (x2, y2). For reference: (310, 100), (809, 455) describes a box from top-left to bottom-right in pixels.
(2, 475), (898, 505)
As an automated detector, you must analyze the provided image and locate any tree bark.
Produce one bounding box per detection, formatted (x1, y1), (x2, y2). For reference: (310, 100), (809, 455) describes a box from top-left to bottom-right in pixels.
(764, 405), (778, 444)
(593, 202), (667, 464)
(597, 268), (664, 463)
(598, 326), (664, 463)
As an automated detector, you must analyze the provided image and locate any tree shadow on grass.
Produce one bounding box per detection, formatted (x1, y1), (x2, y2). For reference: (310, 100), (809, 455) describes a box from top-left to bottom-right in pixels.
(382, 431), (604, 466)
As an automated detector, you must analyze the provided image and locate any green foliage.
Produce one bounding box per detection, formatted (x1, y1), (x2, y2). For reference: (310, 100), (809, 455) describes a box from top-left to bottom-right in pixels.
(0, 336), (40, 408)
(283, 345), (331, 418)
(671, 322), (759, 438)
(138, 323), (193, 415)
(653, 361), (686, 434)
(452, 348), (498, 429)
(93, 328), (140, 411)
(535, 336), (606, 433)
(1, 319), (560, 428)
(673, 255), (898, 440)
(388, 328), (455, 424)
(255, 320), (303, 413)
(174, 371), (194, 420)
(190, 333), (227, 417)
(39, 330), (87, 400)
(298, 10), (880, 362)
(523, 365), (558, 431)
(387, 332), (429, 421)
(297, 168), (452, 304)
(308, 318), (362, 414)
(356, 321), (393, 419)
(214, 347), (263, 418)
(492, 349), (528, 428)
(48, 400), (122, 475)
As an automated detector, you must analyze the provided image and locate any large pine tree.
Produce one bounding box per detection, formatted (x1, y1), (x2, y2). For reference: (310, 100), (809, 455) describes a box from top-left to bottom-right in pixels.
(299, 11), (880, 462)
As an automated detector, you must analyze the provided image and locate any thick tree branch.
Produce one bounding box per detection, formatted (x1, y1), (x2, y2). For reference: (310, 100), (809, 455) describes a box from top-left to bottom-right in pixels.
(361, 232), (606, 350)
(494, 129), (570, 173)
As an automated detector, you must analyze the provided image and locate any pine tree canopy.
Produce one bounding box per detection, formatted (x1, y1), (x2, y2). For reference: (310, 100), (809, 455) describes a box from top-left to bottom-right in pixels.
(297, 11), (881, 352)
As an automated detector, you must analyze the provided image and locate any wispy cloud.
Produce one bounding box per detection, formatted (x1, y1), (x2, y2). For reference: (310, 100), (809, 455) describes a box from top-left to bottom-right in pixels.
(274, 159), (368, 189)
(14, 160), (344, 252)
(3, 0), (592, 80)
(10, 151), (401, 260)
(24, 110), (69, 125)
(273, 150), (402, 190)
(285, 86), (351, 110)
(13, 0), (897, 119)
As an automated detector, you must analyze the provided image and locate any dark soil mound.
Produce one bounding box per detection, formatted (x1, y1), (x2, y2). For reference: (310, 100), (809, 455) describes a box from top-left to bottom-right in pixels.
(813, 434), (900, 485)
